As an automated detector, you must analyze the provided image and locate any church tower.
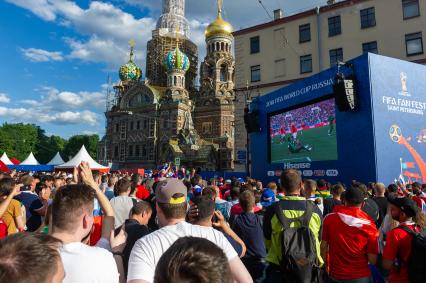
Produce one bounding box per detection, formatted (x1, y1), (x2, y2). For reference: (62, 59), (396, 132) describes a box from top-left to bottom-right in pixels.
(146, 0), (198, 95)
(195, 0), (235, 170)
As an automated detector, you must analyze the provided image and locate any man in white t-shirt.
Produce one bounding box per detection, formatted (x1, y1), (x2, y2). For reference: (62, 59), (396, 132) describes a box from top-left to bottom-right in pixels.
(51, 162), (125, 283)
(127, 178), (253, 283)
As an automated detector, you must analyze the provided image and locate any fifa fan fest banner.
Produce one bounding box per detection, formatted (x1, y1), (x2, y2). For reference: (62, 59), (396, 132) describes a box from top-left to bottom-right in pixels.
(250, 53), (426, 185)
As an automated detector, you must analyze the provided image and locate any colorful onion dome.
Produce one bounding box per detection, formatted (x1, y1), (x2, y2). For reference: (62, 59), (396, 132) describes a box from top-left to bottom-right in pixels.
(119, 40), (142, 81)
(164, 46), (190, 72)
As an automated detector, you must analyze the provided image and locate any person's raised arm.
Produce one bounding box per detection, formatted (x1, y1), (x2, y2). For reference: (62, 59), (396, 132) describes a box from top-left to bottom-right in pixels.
(228, 257), (253, 283)
(79, 162), (114, 240)
(213, 210), (246, 258)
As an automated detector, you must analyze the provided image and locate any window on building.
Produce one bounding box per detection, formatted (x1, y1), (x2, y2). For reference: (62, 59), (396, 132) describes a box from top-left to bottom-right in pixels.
(329, 48), (343, 67)
(128, 145), (133, 157)
(114, 146), (119, 158)
(299, 23), (311, 43)
(360, 7), (376, 29)
(275, 59), (286, 77)
(250, 65), (261, 82)
(300, 55), (312, 74)
(115, 123), (119, 133)
(136, 121), (140, 130)
(250, 36), (260, 54)
(328, 16), (341, 37)
(142, 145), (147, 157)
(143, 119), (148, 129)
(130, 121), (134, 131)
(202, 122), (213, 134)
(135, 145), (140, 156)
(362, 41), (378, 54)
(220, 64), (227, 81)
(405, 32), (424, 56)
(402, 0), (420, 19)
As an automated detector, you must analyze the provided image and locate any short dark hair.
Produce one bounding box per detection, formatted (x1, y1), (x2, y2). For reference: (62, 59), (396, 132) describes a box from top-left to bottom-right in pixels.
(345, 186), (365, 206)
(0, 178), (15, 197)
(130, 200), (152, 216)
(202, 186), (217, 200)
(331, 184), (344, 196)
(19, 174), (33, 186)
(154, 237), (232, 283)
(280, 169), (302, 194)
(0, 233), (62, 283)
(157, 196), (187, 220)
(239, 190), (255, 213)
(193, 195), (215, 221)
(230, 187), (240, 199)
(116, 179), (131, 194)
(42, 175), (54, 183)
(388, 184), (398, 194)
(52, 184), (95, 231)
(35, 182), (48, 196)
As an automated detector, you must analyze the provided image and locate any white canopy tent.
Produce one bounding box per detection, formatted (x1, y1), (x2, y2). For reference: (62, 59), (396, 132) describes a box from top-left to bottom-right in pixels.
(0, 153), (13, 165)
(55, 145), (109, 172)
(20, 152), (40, 165)
(47, 152), (65, 166)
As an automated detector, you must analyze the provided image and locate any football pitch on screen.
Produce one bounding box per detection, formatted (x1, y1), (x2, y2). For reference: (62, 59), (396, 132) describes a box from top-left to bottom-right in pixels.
(270, 126), (338, 163)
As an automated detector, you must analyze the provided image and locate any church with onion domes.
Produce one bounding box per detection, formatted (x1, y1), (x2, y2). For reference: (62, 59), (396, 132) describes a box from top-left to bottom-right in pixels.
(98, 0), (236, 171)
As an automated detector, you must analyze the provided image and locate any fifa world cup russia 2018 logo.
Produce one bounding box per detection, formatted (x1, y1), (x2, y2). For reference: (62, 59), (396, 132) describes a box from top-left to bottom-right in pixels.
(399, 72), (410, 97)
(390, 124), (402, 143)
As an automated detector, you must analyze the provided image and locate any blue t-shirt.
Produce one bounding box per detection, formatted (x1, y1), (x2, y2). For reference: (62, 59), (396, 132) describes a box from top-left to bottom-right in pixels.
(231, 212), (266, 259)
(223, 232), (243, 257)
(15, 191), (43, 232)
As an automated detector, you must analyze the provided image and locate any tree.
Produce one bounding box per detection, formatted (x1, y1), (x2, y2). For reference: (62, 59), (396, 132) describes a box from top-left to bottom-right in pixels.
(0, 123), (97, 164)
(63, 135), (99, 160)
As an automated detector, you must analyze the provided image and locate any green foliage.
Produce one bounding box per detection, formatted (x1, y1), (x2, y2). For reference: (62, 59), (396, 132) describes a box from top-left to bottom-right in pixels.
(63, 135), (99, 160)
(0, 123), (99, 163)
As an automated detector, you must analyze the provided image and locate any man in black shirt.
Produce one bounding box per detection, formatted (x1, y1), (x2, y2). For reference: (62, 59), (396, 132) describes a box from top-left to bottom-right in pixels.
(323, 184), (344, 216)
(115, 200), (152, 274)
(373, 183), (388, 228)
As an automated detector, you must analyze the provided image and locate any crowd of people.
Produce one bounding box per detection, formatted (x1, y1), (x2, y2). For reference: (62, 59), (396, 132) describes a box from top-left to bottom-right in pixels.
(0, 164), (426, 283)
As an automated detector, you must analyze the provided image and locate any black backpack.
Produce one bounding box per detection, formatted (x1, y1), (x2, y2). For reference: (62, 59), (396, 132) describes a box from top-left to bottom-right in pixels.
(274, 201), (321, 283)
(398, 225), (426, 283)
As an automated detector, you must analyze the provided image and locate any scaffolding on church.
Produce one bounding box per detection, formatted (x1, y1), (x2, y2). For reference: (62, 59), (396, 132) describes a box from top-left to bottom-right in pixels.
(146, 32), (199, 96)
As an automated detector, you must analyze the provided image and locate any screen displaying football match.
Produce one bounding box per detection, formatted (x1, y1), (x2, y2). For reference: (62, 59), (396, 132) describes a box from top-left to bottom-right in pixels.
(269, 97), (338, 163)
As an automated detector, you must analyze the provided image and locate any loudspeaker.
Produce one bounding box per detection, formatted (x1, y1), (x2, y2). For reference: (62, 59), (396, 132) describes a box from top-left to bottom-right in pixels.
(244, 110), (260, 133)
(334, 74), (358, 112)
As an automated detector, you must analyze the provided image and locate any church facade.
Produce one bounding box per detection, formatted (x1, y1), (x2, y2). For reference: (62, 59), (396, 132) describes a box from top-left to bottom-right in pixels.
(98, 0), (236, 171)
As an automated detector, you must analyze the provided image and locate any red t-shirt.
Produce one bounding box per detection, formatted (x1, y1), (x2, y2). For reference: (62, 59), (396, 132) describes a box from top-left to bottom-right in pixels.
(135, 185), (150, 200)
(383, 223), (420, 283)
(322, 212), (379, 280)
(230, 203), (261, 215)
(412, 196), (425, 210)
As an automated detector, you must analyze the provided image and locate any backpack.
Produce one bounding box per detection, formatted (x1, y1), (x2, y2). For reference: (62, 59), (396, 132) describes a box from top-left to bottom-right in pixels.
(274, 201), (321, 283)
(398, 225), (426, 283)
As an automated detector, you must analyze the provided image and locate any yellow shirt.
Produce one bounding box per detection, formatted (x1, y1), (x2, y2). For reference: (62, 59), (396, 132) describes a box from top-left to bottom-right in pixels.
(2, 199), (21, 235)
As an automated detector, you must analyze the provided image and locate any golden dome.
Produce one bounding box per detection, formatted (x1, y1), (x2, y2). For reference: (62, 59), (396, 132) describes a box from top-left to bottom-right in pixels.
(205, 10), (233, 38)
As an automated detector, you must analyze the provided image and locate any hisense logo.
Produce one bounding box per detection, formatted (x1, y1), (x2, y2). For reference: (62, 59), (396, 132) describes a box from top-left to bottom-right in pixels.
(283, 163), (311, 169)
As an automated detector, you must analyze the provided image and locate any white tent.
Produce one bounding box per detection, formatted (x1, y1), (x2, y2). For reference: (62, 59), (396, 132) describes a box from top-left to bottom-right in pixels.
(47, 152), (65, 165)
(55, 145), (109, 172)
(0, 153), (13, 165)
(20, 152), (40, 165)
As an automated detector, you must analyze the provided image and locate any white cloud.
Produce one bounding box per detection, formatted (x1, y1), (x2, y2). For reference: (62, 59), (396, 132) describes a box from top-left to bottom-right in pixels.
(38, 86), (106, 111)
(20, 48), (64, 62)
(0, 106), (98, 126)
(0, 93), (10, 103)
(5, 0), (57, 21)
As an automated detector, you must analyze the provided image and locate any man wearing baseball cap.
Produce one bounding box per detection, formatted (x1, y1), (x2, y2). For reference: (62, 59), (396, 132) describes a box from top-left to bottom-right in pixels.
(127, 178), (253, 283)
(382, 196), (423, 283)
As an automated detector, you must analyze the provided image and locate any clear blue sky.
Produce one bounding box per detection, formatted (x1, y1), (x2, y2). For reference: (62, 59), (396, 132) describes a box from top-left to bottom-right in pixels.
(0, 0), (326, 138)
